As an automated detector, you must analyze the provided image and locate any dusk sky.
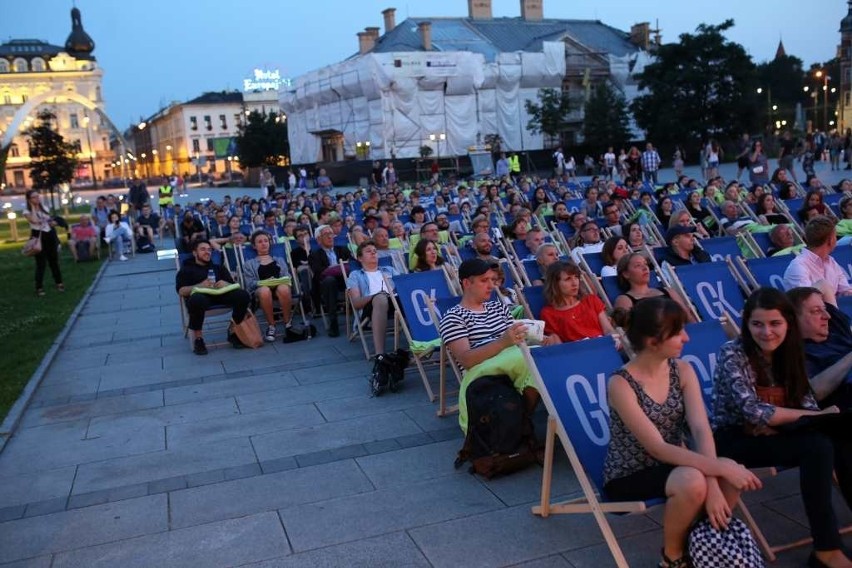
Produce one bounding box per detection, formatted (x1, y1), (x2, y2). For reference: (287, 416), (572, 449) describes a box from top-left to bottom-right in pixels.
(1, 0), (844, 130)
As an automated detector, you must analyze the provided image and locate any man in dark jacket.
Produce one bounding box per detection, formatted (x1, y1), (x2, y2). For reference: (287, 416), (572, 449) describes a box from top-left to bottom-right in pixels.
(127, 178), (149, 216)
(659, 226), (711, 267)
(308, 225), (352, 336)
(175, 239), (250, 355)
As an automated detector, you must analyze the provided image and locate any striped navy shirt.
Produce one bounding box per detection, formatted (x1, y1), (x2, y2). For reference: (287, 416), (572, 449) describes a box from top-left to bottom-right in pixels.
(439, 301), (513, 367)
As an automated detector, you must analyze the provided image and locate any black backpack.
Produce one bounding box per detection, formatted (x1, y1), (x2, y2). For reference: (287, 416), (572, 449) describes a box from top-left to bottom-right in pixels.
(455, 374), (542, 479)
(136, 235), (155, 253)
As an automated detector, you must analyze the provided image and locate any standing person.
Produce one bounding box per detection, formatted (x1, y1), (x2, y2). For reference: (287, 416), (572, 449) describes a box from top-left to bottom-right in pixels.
(625, 146), (642, 181)
(748, 140), (770, 187)
(705, 139), (723, 179)
(604, 146), (617, 180)
(381, 162), (397, 187)
(735, 133), (751, 181)
(672, 145), (685, 179)
(287, 169), (296, 191)
(553, 147), (565, 177)
(495, 153), (510, 178)
(509, 152), (521, 178)
(157, 177), (173, 216)
(23, 190), (63, 296)
(778, 130), (798, 182)
(604, 297), (761, 568)
(127, 178), (149, 217)
(713, 288), (852, 568)
(641, 142), (661, 185)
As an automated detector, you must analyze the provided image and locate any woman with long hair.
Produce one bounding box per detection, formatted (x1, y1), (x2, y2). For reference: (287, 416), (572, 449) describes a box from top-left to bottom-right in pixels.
(713, 288), (852, 568)
(600, 235), (630, 277)
(412, 239), (445, 272)
(604, 298), (760, 568)
(797, 190), (828, 224)
(755, 193), (788, 226)
(685, 190), (714, 233)
(623, 220), (648, 249)
(540, 261), (614, 343)
(23, 189), (63, 296)
(613, 252), (695, 322)
(655, 196), (674, 227)
(241, 230), (294, 342)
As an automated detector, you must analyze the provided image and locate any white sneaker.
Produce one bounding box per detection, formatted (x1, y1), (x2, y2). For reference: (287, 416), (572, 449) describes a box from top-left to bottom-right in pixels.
(119, 254), (128, 261)
(103, 236), (112, 244)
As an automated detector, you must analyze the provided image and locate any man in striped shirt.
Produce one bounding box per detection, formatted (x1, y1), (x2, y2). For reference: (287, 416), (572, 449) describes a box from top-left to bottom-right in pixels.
(439, 258), (539, 431)
(641, 142), (661, 185)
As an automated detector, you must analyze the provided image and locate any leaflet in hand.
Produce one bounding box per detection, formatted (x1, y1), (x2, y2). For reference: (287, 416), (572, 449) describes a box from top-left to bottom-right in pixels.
(516, 319), (545, 345)
(191, 283), (241, 295)
(256, 277), (291, 287)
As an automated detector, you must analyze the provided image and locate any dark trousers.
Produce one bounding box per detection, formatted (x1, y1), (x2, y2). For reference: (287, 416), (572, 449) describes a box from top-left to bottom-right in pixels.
(33, 229), (62, 290)
(715, 427), (852, 550)
(317, 275), (344, 319)
(185, 289), (250, 331)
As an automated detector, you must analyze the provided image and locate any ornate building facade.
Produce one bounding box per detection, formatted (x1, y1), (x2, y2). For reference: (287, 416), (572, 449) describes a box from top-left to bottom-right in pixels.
(0, 8), (115, 190)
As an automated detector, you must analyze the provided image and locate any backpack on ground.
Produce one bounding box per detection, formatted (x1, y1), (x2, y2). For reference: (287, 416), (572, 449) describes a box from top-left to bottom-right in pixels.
(688, 517), (765, 568)
(454, 374), (542, 479)
(136, 235), (155, 253)
(369, 348), (410, 397)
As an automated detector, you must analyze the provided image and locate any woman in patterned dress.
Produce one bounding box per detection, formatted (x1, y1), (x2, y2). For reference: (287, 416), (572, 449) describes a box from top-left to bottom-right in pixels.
(603, 298), (760, 568)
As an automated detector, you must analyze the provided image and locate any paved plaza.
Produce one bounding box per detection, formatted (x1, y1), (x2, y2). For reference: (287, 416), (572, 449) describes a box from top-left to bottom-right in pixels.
(0, 160), (850, 567)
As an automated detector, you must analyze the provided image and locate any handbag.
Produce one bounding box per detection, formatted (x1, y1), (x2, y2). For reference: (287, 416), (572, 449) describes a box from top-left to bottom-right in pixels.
(22, 233), (43, 256)
(688, 518), (765, 568)
(228, 311), (264, 349)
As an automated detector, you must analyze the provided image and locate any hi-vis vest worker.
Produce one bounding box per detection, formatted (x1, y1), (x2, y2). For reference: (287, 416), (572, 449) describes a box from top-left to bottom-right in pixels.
(159, 184), (173, 206)
(508, 154), (520, 174)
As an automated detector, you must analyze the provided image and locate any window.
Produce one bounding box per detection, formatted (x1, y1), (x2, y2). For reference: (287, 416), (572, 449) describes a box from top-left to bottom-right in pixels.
(3, 94), (10, 105)
(13, 58), (27, 72)
(219, 114), (227, 130)
(203, 115), (212, 131)
(0, 61), (8, 73)
(95, 86), (101, 101)
(190, 116), (197, 131)
(70, 113), (79, 129)
(10, 144), (19, 157)
(206, 138), (214, 152)
(21, 94), (27, 103)
(234, 113), (242, 128)
(192, 139), (200, 152)
(31, 58), (45, 72)
(71, 140), (82, 153)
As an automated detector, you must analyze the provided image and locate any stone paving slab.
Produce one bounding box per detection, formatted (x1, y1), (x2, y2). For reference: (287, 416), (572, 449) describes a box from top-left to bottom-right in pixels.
(240, 531), (431, 568)
(0, 495), (167, 564)
(0, 556), (54, 568)
(250, 411), (423, 462)
(86, 396), (239, 437)
(71, 437), (256, 494)
(18, 391), (164, 429)
(234, 377), (365, 414)
(169, 459), (373, 529)
(0, 467), (76, 509)
(280, 474), (505, 552)
(163, 371), (298, 406)
(51, 511), (289, 568)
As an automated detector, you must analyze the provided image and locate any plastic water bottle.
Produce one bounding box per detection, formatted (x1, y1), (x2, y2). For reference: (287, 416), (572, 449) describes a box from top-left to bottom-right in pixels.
(207, 268), (216, 285)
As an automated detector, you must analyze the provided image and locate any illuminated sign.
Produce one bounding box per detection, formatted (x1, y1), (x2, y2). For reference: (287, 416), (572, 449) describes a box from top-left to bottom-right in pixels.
(243, 69), (292, 92)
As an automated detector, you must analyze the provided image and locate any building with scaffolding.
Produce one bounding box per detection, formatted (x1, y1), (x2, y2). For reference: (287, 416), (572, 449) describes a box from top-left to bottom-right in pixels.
(281, 0), (656, 165)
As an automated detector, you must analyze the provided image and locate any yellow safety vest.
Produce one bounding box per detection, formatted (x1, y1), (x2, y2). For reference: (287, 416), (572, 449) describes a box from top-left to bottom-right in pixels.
(159, 185), (173, 205)
(509, 155), (520, 173)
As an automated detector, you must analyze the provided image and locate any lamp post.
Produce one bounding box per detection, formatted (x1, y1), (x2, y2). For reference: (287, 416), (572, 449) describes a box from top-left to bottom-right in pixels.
(816, 70), (831, 132)
(756, 87), (773, 134)
(82, 113), (97, 188)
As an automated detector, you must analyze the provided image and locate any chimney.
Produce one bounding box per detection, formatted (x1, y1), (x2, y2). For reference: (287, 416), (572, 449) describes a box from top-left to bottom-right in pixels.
(630, 22), (651, 50)
(520, 0), (543, 21)
(382, 8), (396, 33)
(418, 21), (432, 51)
(365, 26), (380, 42)
(467, 0), (492, 20)
(357, 31), (373, 55)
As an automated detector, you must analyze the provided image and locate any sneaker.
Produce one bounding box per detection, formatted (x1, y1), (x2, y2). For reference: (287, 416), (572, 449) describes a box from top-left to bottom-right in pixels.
(370, 354), (390, 397)
(193, 337), (208, 355)
(103, 236), (112, 244)
(119, 254), (128, 261)
(264, 326), (276, 342)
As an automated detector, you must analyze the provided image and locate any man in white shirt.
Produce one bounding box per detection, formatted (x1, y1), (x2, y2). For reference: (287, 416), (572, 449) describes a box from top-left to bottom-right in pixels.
(553, 147), (565, 177)
(570, 221), (604, 264)
(784, 216), (852, 301)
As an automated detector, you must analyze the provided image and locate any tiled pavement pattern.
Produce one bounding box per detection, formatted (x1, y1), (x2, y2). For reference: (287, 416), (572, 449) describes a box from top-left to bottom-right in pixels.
(2, 161), (851, 567)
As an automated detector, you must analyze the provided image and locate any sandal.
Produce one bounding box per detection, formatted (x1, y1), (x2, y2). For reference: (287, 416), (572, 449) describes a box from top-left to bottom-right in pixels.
(659, 550), (691, 568)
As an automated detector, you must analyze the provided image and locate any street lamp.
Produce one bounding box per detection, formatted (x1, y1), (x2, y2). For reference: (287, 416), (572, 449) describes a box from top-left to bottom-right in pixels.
(757, 87), (773, 133)
(82, 113), (97, 188)
(815, 70), (831, 132)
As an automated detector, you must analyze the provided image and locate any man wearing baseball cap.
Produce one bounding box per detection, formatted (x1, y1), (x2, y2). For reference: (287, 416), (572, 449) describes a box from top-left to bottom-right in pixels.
(439, 258), (539, 432)
(659, 225), (711, 267)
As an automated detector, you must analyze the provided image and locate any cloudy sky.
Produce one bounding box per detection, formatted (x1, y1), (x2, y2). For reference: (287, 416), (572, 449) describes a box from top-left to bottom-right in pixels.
(1, 0), (844, 129)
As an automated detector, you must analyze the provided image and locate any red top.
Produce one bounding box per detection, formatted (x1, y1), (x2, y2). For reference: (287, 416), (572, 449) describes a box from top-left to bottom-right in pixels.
(540, 294), (606, 342)
(71, 224), (98, 240)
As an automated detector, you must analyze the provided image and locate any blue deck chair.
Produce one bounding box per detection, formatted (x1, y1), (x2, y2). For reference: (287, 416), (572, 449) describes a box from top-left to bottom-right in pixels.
(680, 320), (732, 405)
(426, 294), (465, 416)
(521, 259), (542, 284)
(599, 273), (662, 309)
(174, 252), (231, 347)
(517, 285), (545, 319)
(839, 296), (852, 321)
(700, 236), (742, 263)
(577, 250), (605, 277)
(388, 269), (456, 406)
(831, 246), (852, 281)
(736, 255), (794, 292)
(520, 338), (651, 568)
(748, 232), (773, 257)
(512, 239), (533, 260)
(664, 261), (747, 326)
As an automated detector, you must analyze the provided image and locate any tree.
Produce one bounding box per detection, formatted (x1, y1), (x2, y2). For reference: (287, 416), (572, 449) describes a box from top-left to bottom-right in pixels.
(582, 82), (632, 151)
(525, 88), (573, 145)
(235, 110), (289, 168)
(418, 145), (433, 159)
(755, 54), (805, 132)
(25, 109), (78, 213)
(631, 20), (758, 145)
